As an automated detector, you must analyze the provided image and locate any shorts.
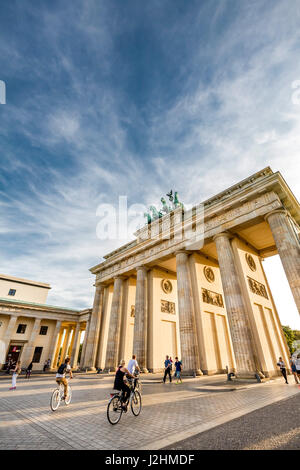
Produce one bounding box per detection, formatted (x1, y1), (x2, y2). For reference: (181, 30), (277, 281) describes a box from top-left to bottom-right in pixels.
(175, 371), (181, 378)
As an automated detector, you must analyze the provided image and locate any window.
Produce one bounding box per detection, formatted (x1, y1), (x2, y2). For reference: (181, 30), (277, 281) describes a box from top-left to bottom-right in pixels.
(32, 347), (43, 363)
(8, 289), (16, 296)
(16, 324), (27, 334)
(39, 326), (48, 336)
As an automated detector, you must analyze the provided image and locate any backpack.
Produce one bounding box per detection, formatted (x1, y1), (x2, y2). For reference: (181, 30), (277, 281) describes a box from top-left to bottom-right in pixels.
(57, 363), (67, 375)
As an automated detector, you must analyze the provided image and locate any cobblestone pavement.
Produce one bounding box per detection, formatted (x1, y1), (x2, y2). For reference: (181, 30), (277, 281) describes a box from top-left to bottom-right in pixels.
(0, 373), (299, 450)
(164, 393), (300, 450)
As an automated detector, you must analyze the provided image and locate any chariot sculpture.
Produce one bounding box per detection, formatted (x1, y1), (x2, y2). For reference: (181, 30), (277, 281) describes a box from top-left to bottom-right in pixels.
(144, 190), (184, 225)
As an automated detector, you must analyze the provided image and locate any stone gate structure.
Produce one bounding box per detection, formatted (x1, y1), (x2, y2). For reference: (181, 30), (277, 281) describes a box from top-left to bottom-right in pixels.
(83, 167), (300, 378)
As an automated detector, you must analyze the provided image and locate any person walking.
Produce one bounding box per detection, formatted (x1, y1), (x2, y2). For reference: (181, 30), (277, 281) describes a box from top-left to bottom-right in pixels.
(289, 356), (299, 384)
(295, 354), (300, 382)
(9, 361), (21, 390)
(25, 361), (33, 379)
(6, 356), (13, 374)
(277, 357), (288, 384)
(163, 355), (172, 383)
(174, 357), (183, 384)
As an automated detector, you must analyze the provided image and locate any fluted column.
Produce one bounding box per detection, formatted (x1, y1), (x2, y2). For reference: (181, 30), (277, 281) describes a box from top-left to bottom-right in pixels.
(70, 323), (82, 369)
(105, 276), (124, 371)
(59, 326), (72, 365)
(79, 319), (90, 368)
(21, 318), (41, 366)
(1, 315), (18, 367)
(83, 283), (105, 370)
(133, 266), (148, 372)
(52, 327), (64, 369)
(265, 209), (300, 314)
(214, 233), (257, 377)
(49, 320), (62, 369)
(176, 251), (202, 376)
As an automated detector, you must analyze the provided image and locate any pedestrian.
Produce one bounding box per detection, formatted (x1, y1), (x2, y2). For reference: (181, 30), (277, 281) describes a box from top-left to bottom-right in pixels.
(174, 357), (183, 384)
(277, 357), (288, 384)
(295, 354), (300, 381)
(43, 360), (48, 372)
(25, 361), (33, 379)
(163, 355), (172, 383)
(289, 356), (299, 384)
(5, 356), (13, 374)
(9, 361), (21, 390)
(46, 358), (51, 370)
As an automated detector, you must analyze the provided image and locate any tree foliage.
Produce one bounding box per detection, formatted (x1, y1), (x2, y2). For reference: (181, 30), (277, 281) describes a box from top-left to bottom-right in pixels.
(282, 325), (296, 354)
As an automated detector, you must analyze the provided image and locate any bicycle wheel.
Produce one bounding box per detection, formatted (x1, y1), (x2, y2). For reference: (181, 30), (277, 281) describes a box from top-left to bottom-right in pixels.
(107, 395), (123, 425)
(65, 386), (72, 405)
(131, 390), (142, 416)
(50, 389), (61, 411)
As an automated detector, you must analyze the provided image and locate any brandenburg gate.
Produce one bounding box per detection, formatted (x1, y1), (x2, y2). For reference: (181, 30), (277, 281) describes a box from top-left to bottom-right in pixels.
(82, 167), (300, 378)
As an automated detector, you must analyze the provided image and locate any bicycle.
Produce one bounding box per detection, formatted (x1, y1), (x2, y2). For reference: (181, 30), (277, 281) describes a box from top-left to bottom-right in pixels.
(107, 381), (142, 425)
(50, 380), (72, 411)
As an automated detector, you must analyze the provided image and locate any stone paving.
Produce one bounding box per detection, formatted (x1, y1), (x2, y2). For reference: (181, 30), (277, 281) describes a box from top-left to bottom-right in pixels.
(0, 373), (299, 450)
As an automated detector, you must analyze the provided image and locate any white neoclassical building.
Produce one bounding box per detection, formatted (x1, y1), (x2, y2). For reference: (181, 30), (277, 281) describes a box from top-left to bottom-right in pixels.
(0, 274), (91, 370)
(82, 167), (300, 378)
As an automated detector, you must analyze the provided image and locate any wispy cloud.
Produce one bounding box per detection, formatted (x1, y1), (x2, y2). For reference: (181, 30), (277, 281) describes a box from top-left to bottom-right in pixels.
(0, 0), (299, 327)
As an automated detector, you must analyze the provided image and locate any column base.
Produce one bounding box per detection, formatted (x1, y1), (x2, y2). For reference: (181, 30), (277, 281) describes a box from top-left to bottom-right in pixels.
(141, 368), (149, 374)
(181, 369), (203, 377)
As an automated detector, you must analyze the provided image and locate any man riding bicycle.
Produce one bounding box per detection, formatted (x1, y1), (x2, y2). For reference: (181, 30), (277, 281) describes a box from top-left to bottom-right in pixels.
(56, 357), (73, 399)
(113, 360), (135, 411)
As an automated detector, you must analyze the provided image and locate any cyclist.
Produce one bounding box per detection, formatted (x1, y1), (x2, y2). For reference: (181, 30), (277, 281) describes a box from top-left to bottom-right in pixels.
(113, 360), (134, 411)
(56, 357), (73, 399)
(127, 355), (141, 390)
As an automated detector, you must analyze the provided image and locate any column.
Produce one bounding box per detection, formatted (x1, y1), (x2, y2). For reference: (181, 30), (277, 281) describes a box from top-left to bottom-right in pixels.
(213, 233), (257, 377)
(79, 319), (90, 368)
(133, 267), (148, 373)
(175, 251), (202, 376)
(59, 326), (72, 365)
(1, 315), (18, 367)
(70, 323), (82, 369)
(49, 320), (62, 369)
(83, 283), (105, 370)
(67, 327), (76, 357)
(105, 276), (124, 371)
(52, 327), (64, 369)
(21, 318), (41, 366)
(265, 209), (300, 314)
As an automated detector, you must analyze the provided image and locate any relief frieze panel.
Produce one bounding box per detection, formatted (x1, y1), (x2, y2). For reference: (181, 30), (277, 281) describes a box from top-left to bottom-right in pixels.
(247, 277), (269, 299)
(161, 300), (176, 314)
(202, 288), (224, 308)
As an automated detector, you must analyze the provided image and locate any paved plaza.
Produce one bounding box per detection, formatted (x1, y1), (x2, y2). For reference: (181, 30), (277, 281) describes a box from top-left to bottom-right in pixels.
(0, 372), (299, 450)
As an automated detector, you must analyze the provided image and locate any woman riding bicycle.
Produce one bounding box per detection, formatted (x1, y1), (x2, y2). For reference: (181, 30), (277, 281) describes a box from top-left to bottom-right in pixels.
(113, 360), (134, 411)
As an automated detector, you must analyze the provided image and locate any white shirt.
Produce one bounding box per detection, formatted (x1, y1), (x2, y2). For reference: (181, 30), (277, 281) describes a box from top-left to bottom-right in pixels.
(56, 364), (71, 378)
(295, 358), (300, 370)
(127, 359), (138, 375)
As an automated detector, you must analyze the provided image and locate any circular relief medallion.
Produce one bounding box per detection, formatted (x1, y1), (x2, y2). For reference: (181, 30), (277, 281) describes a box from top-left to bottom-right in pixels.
(246, 253), (256, 271)
(204, 266), (215, 283)
(161, 279), (173, 294)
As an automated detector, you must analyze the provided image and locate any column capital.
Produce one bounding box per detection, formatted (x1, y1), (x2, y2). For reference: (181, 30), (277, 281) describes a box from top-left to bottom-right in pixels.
(95, 281), (106, 288)
(264, 209), (288, 223)
(113, 274), (126, 280)
(135, 265), (149, 273)
(213, 232), (232, 242)
(174, 249), (189, 257)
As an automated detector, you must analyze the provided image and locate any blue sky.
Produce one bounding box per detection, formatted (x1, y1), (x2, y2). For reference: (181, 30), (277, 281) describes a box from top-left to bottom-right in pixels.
(0, 0), (300, 328)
